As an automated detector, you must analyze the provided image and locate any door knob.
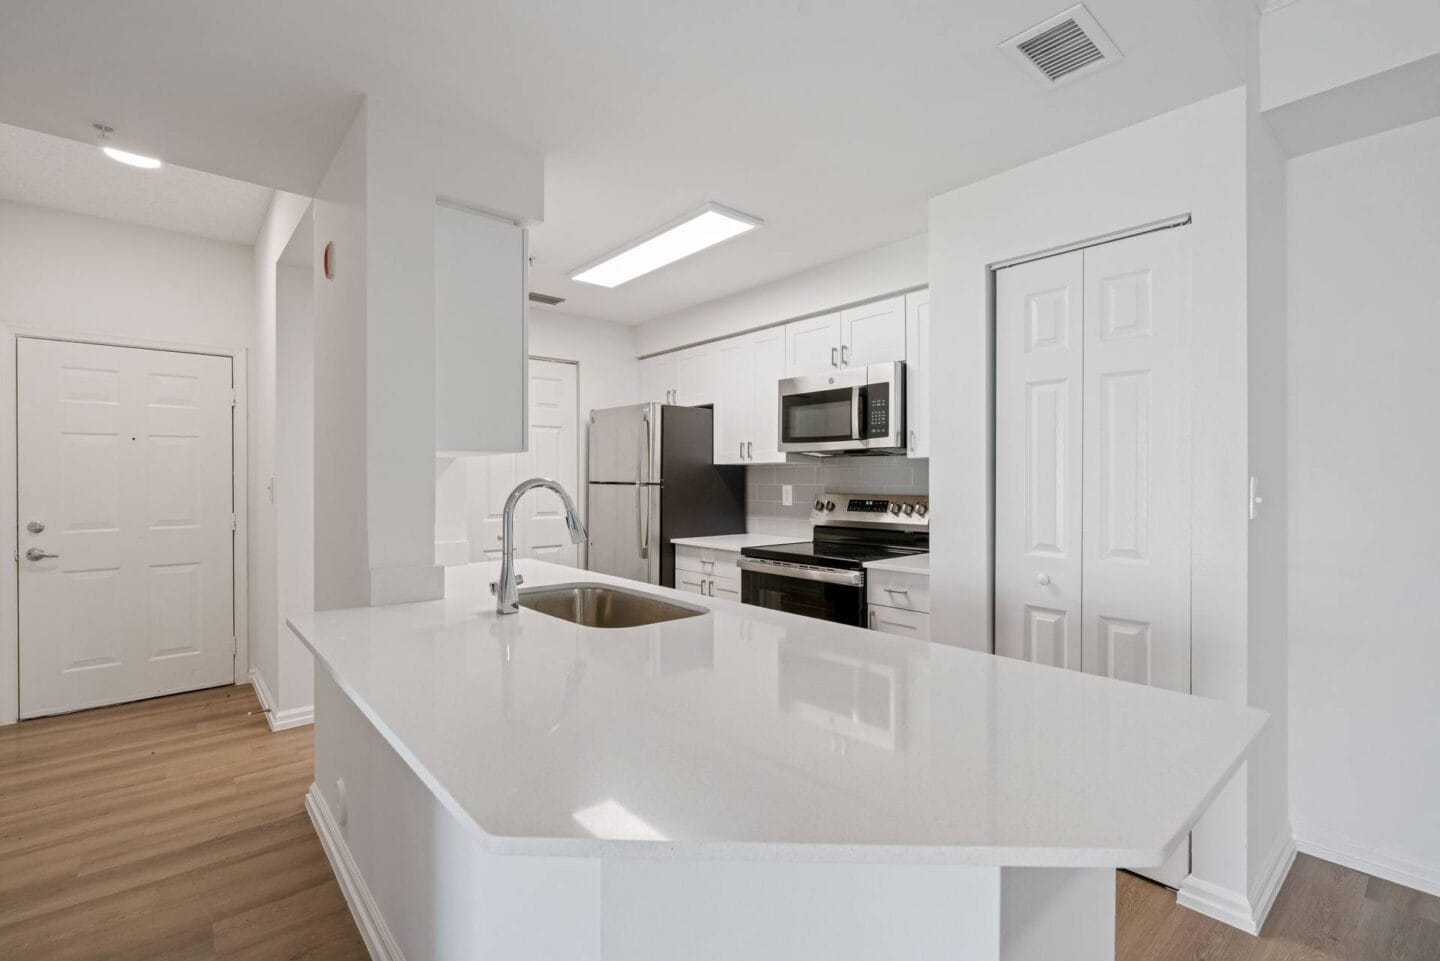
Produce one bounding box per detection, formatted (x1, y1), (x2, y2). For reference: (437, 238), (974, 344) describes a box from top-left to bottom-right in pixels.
(26, 521), (44, 534)
(1035, 573), (1051, 586)
(26, 548), (59, 561)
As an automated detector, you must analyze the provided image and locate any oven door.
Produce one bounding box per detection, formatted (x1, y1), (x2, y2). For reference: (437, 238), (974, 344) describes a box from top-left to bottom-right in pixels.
(737, 558), (866, 626)
(777, 369), (865, 453)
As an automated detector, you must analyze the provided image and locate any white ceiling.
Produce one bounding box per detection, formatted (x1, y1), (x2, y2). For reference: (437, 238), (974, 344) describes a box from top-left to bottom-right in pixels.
(0, 122), (272, 246)
(0, 0), (1254, 323)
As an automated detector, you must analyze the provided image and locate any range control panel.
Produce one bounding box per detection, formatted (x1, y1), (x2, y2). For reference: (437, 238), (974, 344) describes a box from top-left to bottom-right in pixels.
(811, 492), (930, 526)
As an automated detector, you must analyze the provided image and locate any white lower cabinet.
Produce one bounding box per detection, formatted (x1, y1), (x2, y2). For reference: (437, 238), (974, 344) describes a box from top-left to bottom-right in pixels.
(867, 604), (930, 640)
(866, 567), (931, 639)
(675, 546), (744, 599)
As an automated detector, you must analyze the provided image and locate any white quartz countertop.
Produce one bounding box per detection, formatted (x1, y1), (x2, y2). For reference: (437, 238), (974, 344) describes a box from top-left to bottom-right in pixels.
(669, 533), (802, 550)
(863, 553), (929, 575)
(289, 560), (1264, 867)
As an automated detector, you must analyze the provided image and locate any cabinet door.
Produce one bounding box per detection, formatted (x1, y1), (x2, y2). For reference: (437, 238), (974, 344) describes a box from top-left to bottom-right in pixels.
(868, 605), (930, 640)
(435, 203), (526, 454)
(749, 326), (788, 463)
(712, 337), (754, 465)
(994, 252), (1084, 671)
(784, 312), (842, 375)
(904, 291), (930, 458)
(710, 573), (742, 603)
(640, 355), (678, 404)
(675, 344), (721, 407)
(839, 295), (905, 367)
(676, 570), (708, 596)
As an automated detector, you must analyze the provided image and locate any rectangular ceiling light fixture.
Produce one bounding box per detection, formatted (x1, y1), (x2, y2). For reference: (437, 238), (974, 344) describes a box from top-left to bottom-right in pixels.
(570, 202), (762, 288)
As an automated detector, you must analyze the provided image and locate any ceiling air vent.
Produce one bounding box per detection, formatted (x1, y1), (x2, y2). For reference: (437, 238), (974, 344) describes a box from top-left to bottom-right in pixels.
(1001, 4), (1122, 87)
(528, 291), (566, 307)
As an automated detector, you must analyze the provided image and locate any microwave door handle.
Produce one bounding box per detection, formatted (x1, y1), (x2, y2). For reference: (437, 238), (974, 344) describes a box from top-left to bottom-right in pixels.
(851, 388), (863, 442)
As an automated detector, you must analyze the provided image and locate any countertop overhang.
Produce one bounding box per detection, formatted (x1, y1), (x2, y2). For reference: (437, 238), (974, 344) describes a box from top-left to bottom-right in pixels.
(288, 560), (1264, 867)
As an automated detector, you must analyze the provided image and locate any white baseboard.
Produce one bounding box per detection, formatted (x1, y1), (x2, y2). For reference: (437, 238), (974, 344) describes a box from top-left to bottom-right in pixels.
(306, 785), (407, 961)
(1176, 834), (1295, 936)
(247, 667), (314, 732)
(1296, 828), (1440, 899)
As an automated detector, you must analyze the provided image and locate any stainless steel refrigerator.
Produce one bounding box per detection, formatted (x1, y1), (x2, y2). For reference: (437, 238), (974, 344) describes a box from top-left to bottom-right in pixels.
(587, 403), (746, 587)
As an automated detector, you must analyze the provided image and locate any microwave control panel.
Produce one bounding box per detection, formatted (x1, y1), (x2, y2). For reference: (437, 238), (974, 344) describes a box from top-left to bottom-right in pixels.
(865, 394), (889, 438)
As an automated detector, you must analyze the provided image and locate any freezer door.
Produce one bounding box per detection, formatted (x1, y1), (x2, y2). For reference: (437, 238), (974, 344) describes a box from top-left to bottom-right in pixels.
(586, 483), (661, 583)
(588, 403), (661, 484)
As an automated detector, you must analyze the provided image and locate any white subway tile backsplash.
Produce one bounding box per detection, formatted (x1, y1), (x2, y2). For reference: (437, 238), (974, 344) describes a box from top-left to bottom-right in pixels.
(743, 455), (926, 531)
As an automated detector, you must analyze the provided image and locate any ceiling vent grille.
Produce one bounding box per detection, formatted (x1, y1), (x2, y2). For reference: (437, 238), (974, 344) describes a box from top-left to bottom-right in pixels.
(528, 291), (566, 306)
(1001, 4), (1122, 87)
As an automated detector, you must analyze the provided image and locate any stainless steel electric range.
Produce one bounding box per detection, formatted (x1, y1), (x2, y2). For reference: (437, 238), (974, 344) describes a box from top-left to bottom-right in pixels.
(737, 493), (929, 626)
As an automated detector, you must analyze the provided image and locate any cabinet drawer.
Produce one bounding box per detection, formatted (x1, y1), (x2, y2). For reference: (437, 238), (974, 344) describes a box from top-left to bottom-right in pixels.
(868, 604), (930, 640)
(865, 568), (930, 613)
(676, 570), (708, 596)
(675, 545), (742, 577)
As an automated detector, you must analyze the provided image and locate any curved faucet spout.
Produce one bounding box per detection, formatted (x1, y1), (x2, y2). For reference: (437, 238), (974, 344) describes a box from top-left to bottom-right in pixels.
(492, 477), (588, 614)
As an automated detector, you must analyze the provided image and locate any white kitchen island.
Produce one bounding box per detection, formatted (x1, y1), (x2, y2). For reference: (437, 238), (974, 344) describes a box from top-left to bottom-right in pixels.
(289, 560), (1264, 961)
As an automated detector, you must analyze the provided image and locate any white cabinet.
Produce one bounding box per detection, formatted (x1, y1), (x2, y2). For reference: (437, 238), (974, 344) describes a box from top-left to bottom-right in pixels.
(839, 296), (906, 367)
(785, 312), (843, 373)
(640, 354), (679, 404)
(904, 290), (930, 459)
(750, 327), (787, 462)
(676, 345), (721, 407)
(675, 545), (743, 600)
(711, 331), (788, 465)
(867, 566), (931, 639)
(435, 203), (527, 454)
(784, 296), (905, 376)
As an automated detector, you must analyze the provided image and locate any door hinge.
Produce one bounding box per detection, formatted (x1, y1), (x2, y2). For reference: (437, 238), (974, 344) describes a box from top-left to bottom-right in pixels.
(231, 513), (238, 531)
(231, 388), (238, 408)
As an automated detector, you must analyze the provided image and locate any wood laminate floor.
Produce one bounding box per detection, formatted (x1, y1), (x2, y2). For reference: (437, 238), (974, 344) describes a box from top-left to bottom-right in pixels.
(2, 685), (1437, 961)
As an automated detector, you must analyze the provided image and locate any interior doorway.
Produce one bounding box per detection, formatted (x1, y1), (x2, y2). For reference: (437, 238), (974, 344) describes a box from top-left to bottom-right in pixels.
(17, 337), (237, 717)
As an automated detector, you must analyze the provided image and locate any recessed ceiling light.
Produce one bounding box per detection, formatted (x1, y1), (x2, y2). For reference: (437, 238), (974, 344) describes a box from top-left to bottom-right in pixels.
(102, 145), (163, 169)
(570, 203), (762, 288)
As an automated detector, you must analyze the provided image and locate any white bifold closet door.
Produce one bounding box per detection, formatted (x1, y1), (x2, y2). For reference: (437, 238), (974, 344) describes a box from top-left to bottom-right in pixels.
(995, 226), (1192, 887)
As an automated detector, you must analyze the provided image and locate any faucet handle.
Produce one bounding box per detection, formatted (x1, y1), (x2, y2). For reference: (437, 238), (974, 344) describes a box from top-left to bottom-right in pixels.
(490, 575), (524, 596)
(515, 575), (524, 586)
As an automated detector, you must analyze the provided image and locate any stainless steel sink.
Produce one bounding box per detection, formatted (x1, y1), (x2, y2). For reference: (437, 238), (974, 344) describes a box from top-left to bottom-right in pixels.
(517, 583), (707, 629)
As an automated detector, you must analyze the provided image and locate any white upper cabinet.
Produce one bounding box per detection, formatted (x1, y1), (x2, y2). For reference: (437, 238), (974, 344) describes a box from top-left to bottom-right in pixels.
(713, 337), (754, 464)
(435, 203), (527, 454)
(784, 312), (843, 374)
(904, 290), (930, 459)
(749, 327), (787, 463)
(783, 297), (905, 376)
(839, 295), (906, 367)
(676, 344), (721, 407)
(640, 354), (679, 404)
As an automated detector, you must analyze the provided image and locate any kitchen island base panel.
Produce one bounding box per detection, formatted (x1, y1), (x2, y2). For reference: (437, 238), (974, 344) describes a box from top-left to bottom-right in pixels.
(312, 669), (1118, 961)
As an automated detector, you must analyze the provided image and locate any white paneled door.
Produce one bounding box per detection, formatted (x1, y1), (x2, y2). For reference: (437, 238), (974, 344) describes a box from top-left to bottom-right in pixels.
(465, 358), (580, 567)
(995, 251), (1085, 672)
(994, 227), (1192, 888)
(18, 338), (235, 718)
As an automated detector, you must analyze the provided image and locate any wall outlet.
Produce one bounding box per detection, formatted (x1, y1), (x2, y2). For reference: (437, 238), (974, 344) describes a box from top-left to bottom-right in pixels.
(781, 484), (793, 506)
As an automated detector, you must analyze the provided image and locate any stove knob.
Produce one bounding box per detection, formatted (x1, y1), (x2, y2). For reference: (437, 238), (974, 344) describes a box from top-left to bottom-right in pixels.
(901, 503), (915, 517)
(813, 499), (825, 512)
(888, 503), (902, 516)
(824, 500), (836, 512)
(915, 504), (929, 518)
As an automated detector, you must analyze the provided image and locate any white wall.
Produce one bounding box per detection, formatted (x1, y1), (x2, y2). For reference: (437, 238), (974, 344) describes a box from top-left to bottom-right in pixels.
(636, 233), (927, 356)
(0, 200), (254, 348)
(248, 192), (311, 722)
(928, 88), (1285, 928)
(274, 257), (315, 723)
(313, 96), (544, 610)
(0, 199), (256, 725)
(1288, 116), (1440, 897)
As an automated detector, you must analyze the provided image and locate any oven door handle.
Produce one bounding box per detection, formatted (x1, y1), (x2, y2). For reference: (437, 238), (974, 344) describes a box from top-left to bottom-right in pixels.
(738, 557), (865, 587)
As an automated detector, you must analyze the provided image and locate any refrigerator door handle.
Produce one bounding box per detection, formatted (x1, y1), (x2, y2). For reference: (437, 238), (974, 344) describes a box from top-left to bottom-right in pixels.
(637, 483), (648, 560)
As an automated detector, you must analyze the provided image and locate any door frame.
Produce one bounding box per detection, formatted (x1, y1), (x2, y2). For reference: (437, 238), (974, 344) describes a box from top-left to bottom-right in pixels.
(0, 327), (250, 725)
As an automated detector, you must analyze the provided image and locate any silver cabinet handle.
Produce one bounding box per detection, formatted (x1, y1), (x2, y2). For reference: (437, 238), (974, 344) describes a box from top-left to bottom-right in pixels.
(830, 346), (838, 367)
(25, 548), (59, 561)
(841, 344), (849, 365)
(739, 441), (745, 461)
(869, 610), (877, 629)
(884, 587), (910, 596)
(910, 429), (917, 452)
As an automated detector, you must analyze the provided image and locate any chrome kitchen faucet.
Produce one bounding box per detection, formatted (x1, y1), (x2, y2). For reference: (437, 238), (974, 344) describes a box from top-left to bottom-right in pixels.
(492, 477), (588, 614)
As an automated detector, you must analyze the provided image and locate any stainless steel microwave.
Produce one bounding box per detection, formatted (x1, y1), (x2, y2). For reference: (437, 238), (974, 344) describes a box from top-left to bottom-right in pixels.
(777, 361), (905, 454)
